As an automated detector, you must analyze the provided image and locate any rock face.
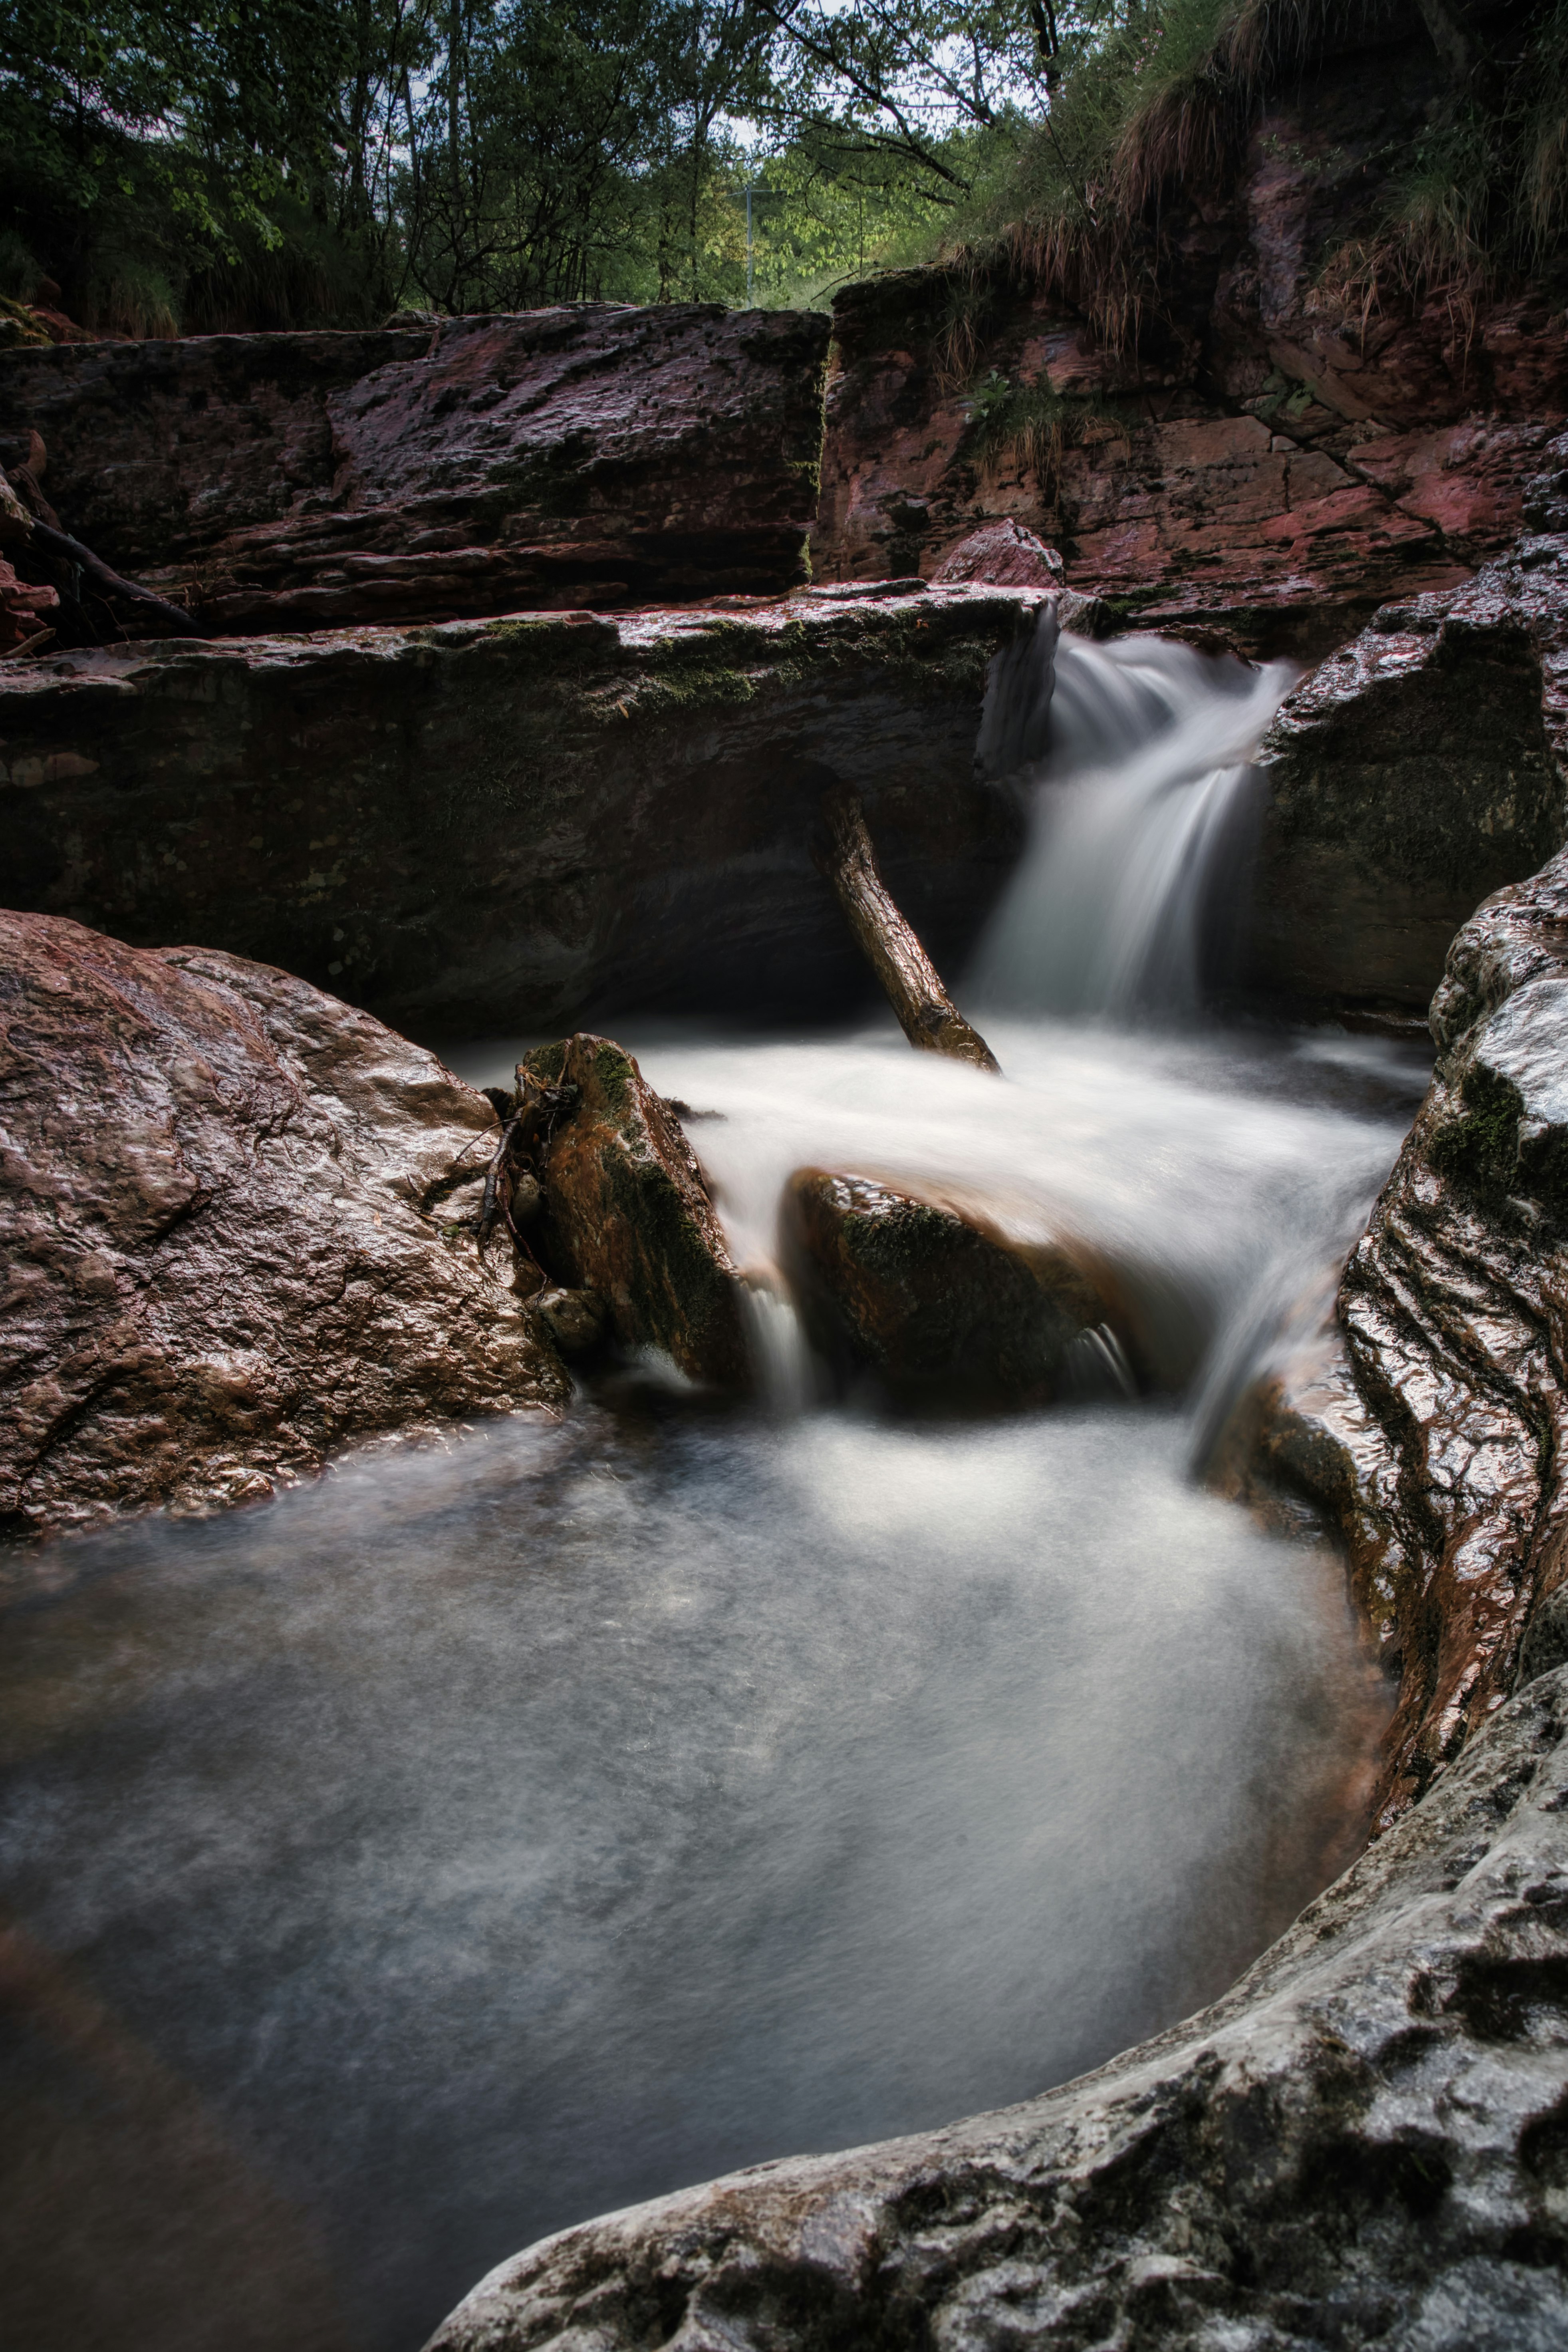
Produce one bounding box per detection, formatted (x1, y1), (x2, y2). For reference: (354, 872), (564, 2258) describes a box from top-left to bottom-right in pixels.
(809, 27), (1568, 656)
(1247, 826), (1568, 1826)
(784, 1170), (1129, 1406)
(0, 912), (567, 1542)
(1247, 524), (1568, 1012)
(519, 1035), (749, 1388)
(0, 587), (1038, 1035)
(0, 306), (830, 628)
(430, 1661), (1568, 2352)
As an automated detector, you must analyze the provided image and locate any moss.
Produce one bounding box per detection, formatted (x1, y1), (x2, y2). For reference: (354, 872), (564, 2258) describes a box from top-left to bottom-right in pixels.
(521, 1039), (568, 1088)
(590, 1038), (636, 1121)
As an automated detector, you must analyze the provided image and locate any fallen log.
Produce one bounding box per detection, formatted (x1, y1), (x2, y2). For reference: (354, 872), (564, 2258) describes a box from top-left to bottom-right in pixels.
(815, 783), (1001, 1073)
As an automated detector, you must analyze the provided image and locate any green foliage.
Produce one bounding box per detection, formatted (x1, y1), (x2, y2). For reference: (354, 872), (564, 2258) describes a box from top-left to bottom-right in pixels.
(4, 0), (1568, 341)
(957, 366), (1129, 498)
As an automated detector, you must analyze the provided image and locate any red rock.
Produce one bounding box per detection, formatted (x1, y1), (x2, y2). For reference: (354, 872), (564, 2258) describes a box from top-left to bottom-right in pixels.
(930, 519), (1063, 588)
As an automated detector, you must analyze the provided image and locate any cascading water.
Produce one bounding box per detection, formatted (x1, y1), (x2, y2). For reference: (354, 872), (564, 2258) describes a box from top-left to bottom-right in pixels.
(973, 625), (1298, 1017)
(0, 624), (1429, 2352)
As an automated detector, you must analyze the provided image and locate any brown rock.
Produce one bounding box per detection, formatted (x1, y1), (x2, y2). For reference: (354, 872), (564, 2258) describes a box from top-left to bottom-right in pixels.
(0, 912), (567, 1542)
(782, 1168), (1133, 1406)
(1235, 802), (1568, 1824)
(0, 306), (831, 630)
(519, 1035), (749, 1389)
(530, 1287), (609, 1359)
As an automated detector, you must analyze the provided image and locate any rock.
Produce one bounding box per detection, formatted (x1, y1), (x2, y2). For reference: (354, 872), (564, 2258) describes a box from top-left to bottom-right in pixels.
(930, 518), (1064, 589)
(0, 912), (567, 1542)
(428, 1661), (1568, 2352)
(0, 587), (1039, 1035)
(808, 34), (1568, 658)
(1242, 830), (1568, 1823)
(530, 1287), (608, 1359)
(782, 1169), (1133, 1406)
(1248, 528), (1568, 1015)
(520, 1035), (749, 1389)
(0, 306), (831, 629)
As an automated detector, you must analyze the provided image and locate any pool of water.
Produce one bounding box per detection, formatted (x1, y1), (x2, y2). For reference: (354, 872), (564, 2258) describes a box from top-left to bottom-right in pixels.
(0, 1015), (1419, 2352)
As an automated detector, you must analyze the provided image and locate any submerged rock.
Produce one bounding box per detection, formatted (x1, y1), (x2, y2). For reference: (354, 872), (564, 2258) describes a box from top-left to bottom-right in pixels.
(520, 1035), (749, 1390)
(0, 912), (567, 1542)
(0, 306), (831, 628)
(429, 1663), (1568, 2352)
(783, 1169), (1133, 1406)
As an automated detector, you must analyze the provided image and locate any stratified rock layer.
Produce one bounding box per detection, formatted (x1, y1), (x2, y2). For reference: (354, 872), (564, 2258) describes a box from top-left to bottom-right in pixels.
(520, 1034), (749, 1388)
(429, 1663), (1568, 2352)
(0, 307), (830, 627)
(809, 30), (1568, 655)
(0, 588), (1037, 1033)
(0, 912), (566, 1541)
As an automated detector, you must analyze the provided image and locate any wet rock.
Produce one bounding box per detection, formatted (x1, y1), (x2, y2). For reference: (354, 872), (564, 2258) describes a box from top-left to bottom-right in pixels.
(783, 1168), (1132, 1406)
(520, 1035), (748, 1389)
(0, 588), (1037, 1035)
(429, 1663), (1568, 2352)
(930, 518), (1063, 590)
(1245, 831), (1568, 1823)
(530, 1287), (608, 1360)
(0, 306), (830, 629)
(1249, 528), (1568, 1015)
(0, 912), (567, 1542)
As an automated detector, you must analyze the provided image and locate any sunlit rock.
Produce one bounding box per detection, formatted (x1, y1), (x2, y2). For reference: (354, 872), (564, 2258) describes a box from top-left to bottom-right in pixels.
(0, 912), (568, 1542)
(519, 1034), (749, 1391)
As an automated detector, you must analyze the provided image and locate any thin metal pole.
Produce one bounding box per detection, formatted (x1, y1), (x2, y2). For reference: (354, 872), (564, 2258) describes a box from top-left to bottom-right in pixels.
(746, 181), (754, 306)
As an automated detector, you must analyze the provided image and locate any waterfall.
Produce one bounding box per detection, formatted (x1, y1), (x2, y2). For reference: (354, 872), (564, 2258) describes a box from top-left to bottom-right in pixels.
(972, 631), (1299, 1019)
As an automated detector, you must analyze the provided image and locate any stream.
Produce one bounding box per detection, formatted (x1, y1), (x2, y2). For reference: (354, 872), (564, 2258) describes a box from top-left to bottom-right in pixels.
(0, 633), (1431, 2352)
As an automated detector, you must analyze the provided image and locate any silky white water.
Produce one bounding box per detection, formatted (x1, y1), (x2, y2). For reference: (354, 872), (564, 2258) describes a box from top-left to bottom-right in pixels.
(974, 630), (1298, 1016)
(0, 634), (1429, 2352)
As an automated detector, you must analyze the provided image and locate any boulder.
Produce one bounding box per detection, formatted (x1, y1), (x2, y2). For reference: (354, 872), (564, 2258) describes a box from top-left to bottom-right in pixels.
(0, 587), (1038, 1035)
(0, 912), (567, 1542)
(519, 1035), (749, 1389)
(429, 1662), (1568, 2352)
(0, 306), (831, 629)
(783, 1168), (1134, 1406)
(1248, 519), (1568, 1015)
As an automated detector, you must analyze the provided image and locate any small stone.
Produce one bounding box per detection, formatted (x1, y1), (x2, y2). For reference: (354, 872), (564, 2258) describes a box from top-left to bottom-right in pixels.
(531, 1286), (609, 1358)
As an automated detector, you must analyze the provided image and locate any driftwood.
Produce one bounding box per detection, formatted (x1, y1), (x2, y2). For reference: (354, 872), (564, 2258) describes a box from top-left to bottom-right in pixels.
(816, 784), (1001, 1074)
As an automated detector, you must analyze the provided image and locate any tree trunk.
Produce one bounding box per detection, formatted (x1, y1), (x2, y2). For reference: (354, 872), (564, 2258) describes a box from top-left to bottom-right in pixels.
(816, 785), (1000, 1074)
